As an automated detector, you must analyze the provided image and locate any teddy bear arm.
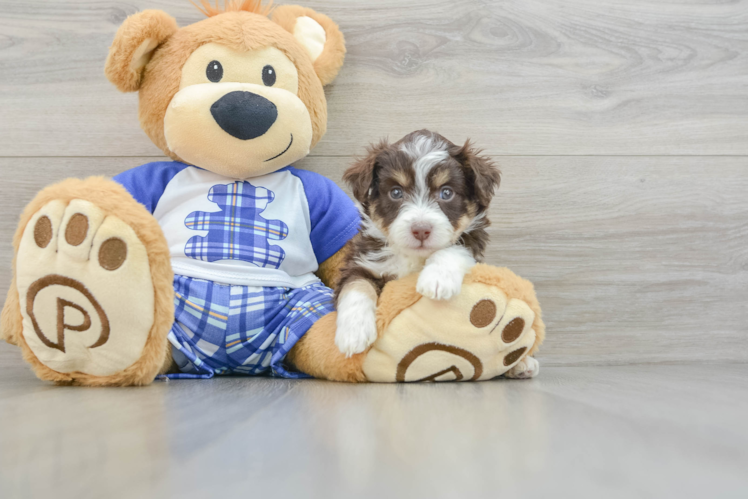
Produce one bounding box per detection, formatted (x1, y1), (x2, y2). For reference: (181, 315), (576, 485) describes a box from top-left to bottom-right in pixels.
(314, 241), (351, 289)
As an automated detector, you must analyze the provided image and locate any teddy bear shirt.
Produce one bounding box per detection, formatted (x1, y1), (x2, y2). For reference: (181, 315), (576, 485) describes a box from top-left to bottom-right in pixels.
(114, 161), (360, 288)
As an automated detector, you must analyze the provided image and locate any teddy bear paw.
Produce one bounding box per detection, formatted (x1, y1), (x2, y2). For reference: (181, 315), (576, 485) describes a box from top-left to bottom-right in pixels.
(15, 199), (156, 378)
(364, 271), (540, 382)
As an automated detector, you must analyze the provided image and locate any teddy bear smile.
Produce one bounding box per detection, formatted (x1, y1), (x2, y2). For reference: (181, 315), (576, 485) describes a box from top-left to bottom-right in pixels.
(265, 133), (294, 162)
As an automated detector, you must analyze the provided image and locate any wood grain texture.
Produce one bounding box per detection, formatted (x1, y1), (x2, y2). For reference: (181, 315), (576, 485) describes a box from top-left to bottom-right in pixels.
(1, 0), (747, 156)
(1, 155), (746, 366)
(1, 3), (747, 493)
(1, 346), (747, 497)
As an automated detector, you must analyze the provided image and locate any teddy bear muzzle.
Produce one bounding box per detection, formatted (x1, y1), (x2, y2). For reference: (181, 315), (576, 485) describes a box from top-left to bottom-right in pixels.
(163, 81), (313, 178)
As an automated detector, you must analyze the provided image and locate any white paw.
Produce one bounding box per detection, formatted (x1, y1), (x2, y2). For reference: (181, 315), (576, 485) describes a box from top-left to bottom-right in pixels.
(505, 356), (540, 379)
(335, 290), (378, 357)
(416, 265), (465, 301)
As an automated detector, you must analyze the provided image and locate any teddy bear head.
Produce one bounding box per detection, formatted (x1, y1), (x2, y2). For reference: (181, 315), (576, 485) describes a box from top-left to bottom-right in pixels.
(105, 0), (345, 178)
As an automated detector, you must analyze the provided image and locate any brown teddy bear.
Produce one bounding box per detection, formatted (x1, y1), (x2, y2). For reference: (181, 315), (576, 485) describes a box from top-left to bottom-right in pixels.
(0, 0), (544, 386)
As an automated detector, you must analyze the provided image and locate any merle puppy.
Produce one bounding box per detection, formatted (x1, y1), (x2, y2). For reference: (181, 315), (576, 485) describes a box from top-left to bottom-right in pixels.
(334, 130), (501, 357)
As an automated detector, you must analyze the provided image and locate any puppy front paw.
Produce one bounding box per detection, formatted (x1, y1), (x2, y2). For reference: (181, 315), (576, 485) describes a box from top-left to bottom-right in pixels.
(335, 291), (378, 357)
(335, 315), (377, 357)
(504, 356), (540, 379)
(416, 265), (465, 301)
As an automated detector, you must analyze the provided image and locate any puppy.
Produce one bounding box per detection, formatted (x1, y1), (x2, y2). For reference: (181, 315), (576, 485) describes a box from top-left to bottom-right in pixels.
(334, 129), (500, 357)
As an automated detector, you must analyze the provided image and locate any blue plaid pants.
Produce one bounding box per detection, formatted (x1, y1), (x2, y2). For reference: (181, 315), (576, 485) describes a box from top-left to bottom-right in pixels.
(163, 275), (335, 379)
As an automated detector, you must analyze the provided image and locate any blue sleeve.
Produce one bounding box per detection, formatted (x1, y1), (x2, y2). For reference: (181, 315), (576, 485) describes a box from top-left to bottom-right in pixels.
(113, 161), (189, 214)
(288, 167), (361, 264)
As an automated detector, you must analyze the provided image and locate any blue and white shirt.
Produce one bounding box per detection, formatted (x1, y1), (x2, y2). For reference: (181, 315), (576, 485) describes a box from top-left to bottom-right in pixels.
(114, 162), (360, 288)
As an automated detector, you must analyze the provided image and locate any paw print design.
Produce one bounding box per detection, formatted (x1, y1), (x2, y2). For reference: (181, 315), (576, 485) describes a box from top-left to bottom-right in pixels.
(363, 269), (542, 383)
(184, 181), (289, 268)
(15, 197), (156, 377)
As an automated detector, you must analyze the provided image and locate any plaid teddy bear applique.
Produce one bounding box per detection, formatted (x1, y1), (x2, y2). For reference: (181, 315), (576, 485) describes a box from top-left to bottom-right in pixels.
(184, 181), (289, 268)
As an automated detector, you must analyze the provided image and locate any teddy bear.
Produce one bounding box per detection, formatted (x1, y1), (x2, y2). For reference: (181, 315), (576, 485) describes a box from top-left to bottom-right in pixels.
(0, 0), (545, 386)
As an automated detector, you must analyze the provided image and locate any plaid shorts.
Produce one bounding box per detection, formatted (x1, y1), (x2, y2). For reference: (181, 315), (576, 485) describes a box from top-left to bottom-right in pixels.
(162, 275), (335, 379)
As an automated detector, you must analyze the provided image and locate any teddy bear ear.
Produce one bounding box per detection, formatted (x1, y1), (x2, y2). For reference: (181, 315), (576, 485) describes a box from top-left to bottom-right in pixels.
(271, 6), (346, 86)
(104, 10), (178, 93)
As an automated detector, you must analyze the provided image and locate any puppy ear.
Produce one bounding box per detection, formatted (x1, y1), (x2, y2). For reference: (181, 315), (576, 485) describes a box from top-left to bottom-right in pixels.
(344, 140), (388, 203)
(453, 141), (501, 211)
(104, 10), (178, 92)
(271, 6), (346, 86)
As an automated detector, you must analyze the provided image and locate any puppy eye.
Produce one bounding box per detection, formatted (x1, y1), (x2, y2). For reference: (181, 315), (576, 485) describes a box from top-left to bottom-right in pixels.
(262, 65), (276, 86)
(206, 60), (223, 82)
(440, 187), (454, 201)
(390, 187), (404, 200)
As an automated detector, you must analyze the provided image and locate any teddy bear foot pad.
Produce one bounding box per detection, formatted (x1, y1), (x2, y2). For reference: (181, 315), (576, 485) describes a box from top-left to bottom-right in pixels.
(364, 267), (540, 382)
(15, 198), (156, 378)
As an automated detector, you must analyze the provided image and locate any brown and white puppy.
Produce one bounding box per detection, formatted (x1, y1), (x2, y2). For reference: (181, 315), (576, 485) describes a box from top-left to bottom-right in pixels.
(334, 130), (500, 357)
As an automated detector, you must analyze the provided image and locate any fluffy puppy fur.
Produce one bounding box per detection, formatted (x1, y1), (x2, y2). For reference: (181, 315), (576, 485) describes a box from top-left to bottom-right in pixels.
(334, 130), (501, 356)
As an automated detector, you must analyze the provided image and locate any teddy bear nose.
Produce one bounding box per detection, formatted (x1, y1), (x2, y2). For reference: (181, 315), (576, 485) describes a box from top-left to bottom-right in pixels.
(210, 91), (278, 140)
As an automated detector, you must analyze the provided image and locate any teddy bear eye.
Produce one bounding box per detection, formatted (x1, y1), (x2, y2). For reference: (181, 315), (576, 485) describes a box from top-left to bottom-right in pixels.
(206, 60), (223, 82)
(262, 65), (276, 87)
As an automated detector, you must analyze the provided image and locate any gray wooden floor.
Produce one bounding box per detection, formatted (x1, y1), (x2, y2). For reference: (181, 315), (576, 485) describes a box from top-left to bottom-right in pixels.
(1, 0), (747, 497)
(1, 343), (747, 498)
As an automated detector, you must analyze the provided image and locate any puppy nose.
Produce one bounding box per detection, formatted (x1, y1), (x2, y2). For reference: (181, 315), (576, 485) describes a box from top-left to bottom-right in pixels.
(211, 91), (277, 140)
(411, 223), (432, 242)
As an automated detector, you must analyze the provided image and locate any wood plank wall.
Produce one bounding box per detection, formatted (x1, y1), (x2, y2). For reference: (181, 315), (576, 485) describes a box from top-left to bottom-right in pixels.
(1, 0), (746, 366)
